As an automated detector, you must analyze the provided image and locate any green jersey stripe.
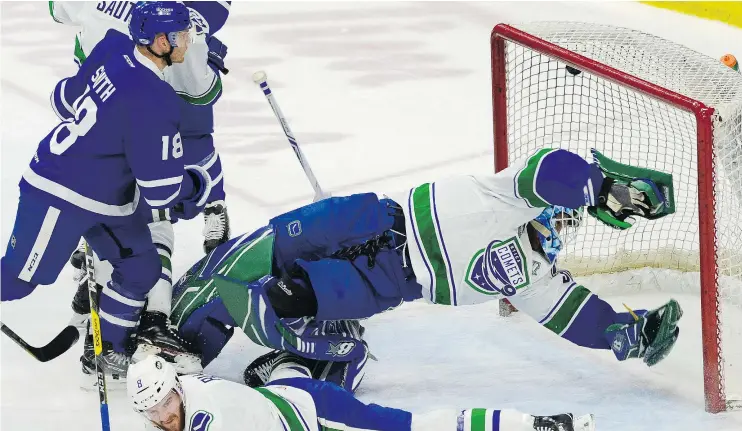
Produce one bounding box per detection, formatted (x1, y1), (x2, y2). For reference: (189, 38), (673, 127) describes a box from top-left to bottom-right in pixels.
(255, 388), (308, 431)
(74, 35), (86, 65)
(49, 2), (62, 23)
(542, 285), (592, 335)
(515, 148), (556, 208)
(411, 183), (453, 305)
(177, 75), (223, 105)
(470, 408), (487, 431)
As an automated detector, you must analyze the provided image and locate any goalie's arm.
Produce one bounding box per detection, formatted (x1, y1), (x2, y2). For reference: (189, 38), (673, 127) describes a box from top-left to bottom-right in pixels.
(472, 148), (603, 226)
(480, 148), (672, 229)
(507, 269), (681, 366)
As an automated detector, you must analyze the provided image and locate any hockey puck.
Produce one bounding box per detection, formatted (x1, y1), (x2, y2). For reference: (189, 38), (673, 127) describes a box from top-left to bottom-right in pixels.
(565, 65), (582, 76)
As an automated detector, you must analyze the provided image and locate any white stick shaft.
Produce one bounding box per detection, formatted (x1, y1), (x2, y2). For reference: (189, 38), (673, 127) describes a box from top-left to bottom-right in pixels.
(252, 71), (328, 201)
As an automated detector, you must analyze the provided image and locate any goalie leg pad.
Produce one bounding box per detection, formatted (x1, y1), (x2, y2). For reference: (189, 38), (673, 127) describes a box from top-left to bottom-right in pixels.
(270, 193), (395, 270)
(214, 275), (368, 362)
(178, 297), (236, 368)
(295, 252), (420, 322)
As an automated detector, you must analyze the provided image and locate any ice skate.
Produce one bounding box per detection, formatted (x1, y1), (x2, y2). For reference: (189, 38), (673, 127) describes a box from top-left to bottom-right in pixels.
(132, 311), (203, 374)
(202, 200), (230, 253)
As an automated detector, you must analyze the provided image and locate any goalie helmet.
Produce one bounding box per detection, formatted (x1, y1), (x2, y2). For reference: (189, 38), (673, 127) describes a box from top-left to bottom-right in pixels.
(529, 206), (583, 264)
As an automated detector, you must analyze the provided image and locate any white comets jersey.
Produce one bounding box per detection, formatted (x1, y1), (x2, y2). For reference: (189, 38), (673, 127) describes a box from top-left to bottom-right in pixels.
(50, 1), (221, 103)
(144, 374), (320, 431)
(385, 157), (563, 308)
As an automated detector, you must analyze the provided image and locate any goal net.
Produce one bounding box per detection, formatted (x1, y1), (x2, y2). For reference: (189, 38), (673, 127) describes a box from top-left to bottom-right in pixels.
(491, 22), (742, 413)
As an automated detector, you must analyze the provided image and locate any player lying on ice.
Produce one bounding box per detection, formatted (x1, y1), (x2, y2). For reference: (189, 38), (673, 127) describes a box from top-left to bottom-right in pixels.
(168, 147), (683, 376)
(127, 353), (596, 431)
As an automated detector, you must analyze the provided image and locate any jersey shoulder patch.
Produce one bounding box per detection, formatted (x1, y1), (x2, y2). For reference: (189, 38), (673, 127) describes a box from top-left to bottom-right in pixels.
(190, 410), (214, 431)
(465, 235), (530, 297)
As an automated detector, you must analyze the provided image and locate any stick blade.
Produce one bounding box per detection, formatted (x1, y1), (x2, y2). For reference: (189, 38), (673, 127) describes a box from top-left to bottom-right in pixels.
(1, 323), (80, 362)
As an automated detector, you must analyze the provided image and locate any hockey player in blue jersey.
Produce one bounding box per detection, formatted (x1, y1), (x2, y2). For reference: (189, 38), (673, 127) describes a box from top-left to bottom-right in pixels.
(49, 0), (232, 377)
(51, 1), (233, 254)
(168, 148), (683, 378)
(1, 2), (212, 378)
(127, 354), (596, 431)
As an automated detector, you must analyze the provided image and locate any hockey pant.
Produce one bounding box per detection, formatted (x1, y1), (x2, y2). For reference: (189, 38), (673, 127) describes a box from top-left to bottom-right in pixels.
(265, 365), (553, 431)
(1, 186), (160, 352)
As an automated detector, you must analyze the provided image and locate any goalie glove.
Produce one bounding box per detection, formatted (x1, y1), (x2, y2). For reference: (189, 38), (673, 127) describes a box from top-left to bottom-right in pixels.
(588, 149), (675, 230)
(604, 299), (683, 367)
(591, 177), (666, 229)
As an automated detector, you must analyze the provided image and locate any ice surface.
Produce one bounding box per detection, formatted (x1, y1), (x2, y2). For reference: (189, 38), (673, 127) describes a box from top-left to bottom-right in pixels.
(2, 2), (741, 430)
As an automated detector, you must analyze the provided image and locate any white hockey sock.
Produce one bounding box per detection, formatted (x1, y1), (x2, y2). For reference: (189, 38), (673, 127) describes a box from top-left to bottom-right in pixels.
(146, 277), (173, 316)
(146, 221), (174, 317)
(411, 408), (534, 431)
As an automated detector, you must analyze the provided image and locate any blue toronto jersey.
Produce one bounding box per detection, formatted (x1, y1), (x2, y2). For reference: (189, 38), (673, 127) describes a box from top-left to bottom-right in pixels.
(28, 29), (193, 217)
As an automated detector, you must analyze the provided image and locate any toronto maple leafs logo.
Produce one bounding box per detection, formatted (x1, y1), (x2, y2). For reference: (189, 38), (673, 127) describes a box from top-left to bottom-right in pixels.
(190, 410), (213, 431)
(464, 236), (529, 297)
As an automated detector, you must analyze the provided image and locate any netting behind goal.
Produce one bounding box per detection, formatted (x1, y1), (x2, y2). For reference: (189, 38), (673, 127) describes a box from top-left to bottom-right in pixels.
(491, 22), (742, 413)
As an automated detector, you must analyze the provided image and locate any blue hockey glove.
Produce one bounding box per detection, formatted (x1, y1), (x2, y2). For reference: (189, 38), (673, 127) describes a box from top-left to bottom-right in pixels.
(172, 165), (212, 220)
(604, 299), (683, 366)
(206, 35), (228, 74)
(213, 275), (367, 362)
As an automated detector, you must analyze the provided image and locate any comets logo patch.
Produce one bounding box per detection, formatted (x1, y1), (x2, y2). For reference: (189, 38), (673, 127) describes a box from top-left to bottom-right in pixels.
(465, 236), (529, 297)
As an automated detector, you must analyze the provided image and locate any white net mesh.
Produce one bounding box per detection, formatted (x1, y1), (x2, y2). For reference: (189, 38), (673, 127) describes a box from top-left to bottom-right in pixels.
(495, 21), (742, 410)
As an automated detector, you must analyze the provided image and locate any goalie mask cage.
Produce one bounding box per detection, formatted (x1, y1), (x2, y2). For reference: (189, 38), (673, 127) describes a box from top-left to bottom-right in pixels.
(491, 22), (742, 413)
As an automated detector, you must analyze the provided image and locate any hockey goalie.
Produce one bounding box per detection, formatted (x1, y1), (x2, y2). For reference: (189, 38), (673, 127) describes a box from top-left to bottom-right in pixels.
(171, 147), (683, 374)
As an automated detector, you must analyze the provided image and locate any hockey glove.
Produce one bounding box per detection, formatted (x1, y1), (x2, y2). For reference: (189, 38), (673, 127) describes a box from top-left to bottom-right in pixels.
(588, 149), (675, 230)
(206, 35), (228, 74)
(213, 275), (367, 362)
(172, 165), (213, 220)
(603, 299), (683, 366)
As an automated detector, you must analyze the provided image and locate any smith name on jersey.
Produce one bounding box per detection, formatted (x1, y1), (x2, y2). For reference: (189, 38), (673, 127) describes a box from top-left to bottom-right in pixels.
(26, 29), (189, 217)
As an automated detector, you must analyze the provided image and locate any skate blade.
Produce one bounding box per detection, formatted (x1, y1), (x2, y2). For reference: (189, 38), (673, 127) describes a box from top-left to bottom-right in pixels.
(79, 370), (127, 391)
(574, 414), (595, 431)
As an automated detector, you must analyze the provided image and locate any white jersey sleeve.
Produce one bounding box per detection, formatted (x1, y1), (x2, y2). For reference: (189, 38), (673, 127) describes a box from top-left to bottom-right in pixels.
(50, 1), (222, 104)
(50, 1), (86, 24)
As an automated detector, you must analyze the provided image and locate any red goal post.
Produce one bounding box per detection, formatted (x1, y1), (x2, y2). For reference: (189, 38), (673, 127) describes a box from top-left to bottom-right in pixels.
(490, 22), (742, 413)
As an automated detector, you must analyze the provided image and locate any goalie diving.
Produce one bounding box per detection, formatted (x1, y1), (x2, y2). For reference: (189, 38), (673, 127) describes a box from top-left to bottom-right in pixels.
(154, 147), (683, 388)
(75, 147), (683, 396)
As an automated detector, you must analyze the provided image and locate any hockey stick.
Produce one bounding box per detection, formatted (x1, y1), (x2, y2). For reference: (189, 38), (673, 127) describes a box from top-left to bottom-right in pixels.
(0, 322), (79, 362)
(84, 241), (111, 431)
(252, 71), (330, 202)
